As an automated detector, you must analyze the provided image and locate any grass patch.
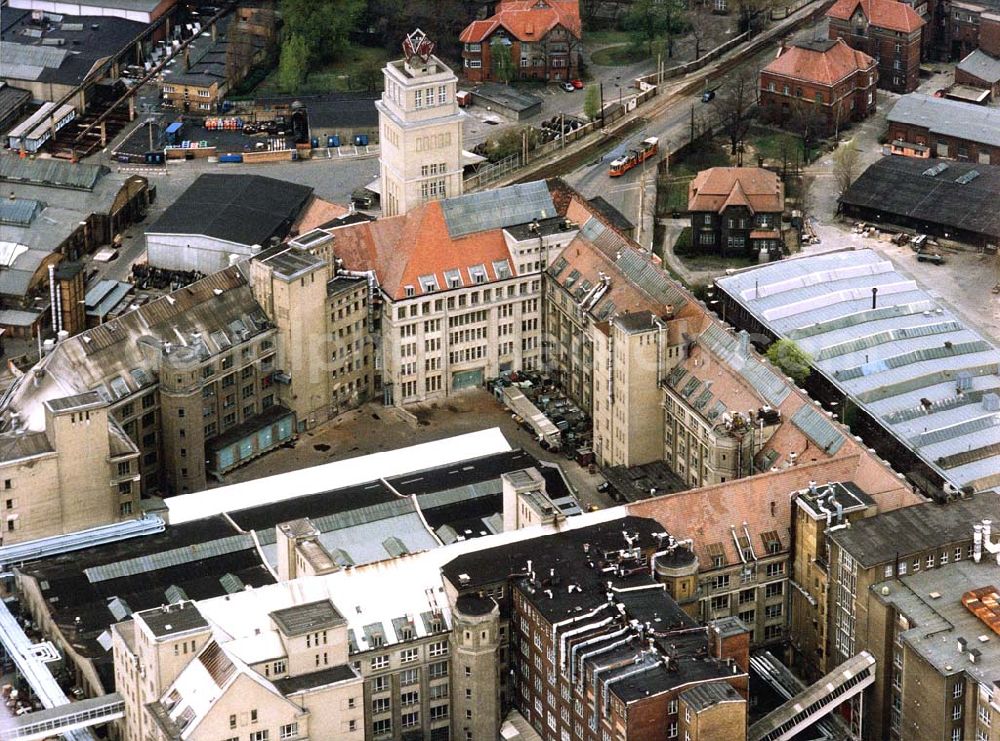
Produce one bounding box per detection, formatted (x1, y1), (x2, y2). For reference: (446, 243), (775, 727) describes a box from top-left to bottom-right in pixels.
(591, 43), (657, 66)
(747, 129), (801, 167)
(256, 45), (389, 95)
(585, 30), (633, 46)
(676, 252), (757, 272)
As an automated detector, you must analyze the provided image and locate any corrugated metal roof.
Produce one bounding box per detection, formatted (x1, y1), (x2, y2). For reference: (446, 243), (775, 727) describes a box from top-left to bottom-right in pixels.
(888, 93), (1000, 149)
(614, 248), (688, 310)
(701, 324), (791, 406)
(790, 404), (845, 455)
(717, 249), (1000, 491)
(84, 534), (254, 582)
(0, 154), (105, 191)
(0, 199), (41, 227)
(440, 181), (556, 238)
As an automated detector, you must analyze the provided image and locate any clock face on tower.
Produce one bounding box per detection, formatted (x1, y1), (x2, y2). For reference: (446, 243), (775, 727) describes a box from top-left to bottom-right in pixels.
(403, 29), (435, 63)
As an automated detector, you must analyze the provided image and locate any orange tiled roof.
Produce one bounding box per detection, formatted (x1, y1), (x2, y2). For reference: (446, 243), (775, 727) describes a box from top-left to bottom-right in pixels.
(827, 0), (926, 34)
(688, 167), (784, 214)
(460, 0), (582, 44)
(762, 38), (875, 86)
(328, 201), (517, 301)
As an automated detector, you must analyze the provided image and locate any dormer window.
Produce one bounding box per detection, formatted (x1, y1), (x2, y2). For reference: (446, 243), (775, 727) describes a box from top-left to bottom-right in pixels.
(404, 285), (415, 298)
(468, 264), (487, 284)
(444, 269), (463, 289)
(419, 274), (439, 293)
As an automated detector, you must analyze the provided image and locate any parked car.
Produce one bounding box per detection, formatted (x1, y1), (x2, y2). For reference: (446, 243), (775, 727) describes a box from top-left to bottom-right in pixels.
(701, 89), (716, 103)
(571, 79), (584, 89)
(916, 252), (945, 264)
(561, 81), (576, 92)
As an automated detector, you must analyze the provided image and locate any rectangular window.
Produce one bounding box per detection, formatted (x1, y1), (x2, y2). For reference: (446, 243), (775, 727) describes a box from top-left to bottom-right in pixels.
(279, 724), (298, 740)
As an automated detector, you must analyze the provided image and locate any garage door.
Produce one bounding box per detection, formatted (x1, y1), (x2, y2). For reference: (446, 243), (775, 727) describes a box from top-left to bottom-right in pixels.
(452, 368), (484, 391)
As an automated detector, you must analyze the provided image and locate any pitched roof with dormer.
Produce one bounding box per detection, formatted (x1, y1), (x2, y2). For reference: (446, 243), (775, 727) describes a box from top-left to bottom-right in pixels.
(687, 167), (784, 215)
(762, 38), (876, 86)
(826, 0), (926, 34)
(459, 0), (582, 44)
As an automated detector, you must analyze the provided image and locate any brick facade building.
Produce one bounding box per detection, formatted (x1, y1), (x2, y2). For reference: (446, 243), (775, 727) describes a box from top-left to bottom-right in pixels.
(826, 0), (926, 92)
(459, 0), (582, 82)
(759, 39), (878, 136)
(886, 92), (1000, 164)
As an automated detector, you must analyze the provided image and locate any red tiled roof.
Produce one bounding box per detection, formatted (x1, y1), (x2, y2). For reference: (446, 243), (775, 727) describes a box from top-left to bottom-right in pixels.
(328, 201), (517, 301)
(460, 0), (582, 44)
(762, 38), (876, 86)
(826, 0), (926, 34)
(292, 196), (349, 234)
(629, 454), (919, 567)
(688, 167), (784, 214)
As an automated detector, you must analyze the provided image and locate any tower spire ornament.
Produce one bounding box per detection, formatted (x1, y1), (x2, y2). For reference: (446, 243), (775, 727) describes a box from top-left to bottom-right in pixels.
(402, 29), (435, 63)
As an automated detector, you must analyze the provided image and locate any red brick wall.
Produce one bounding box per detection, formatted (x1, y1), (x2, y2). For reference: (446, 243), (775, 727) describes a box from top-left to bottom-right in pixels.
(954, 67), (1000, 99)
(828, 21), (923, 92)
(758, 66), (876, 135)
(981, 14), (1000, 56)
(888, 121), (1000, 162)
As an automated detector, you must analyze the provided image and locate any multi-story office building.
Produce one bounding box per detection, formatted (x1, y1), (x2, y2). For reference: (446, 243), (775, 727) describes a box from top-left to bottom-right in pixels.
(441, 515), (751, 741)
(330, 181), (575, 405)
(864, 533), (1000, 741)
(823, 496), (1000, 739)
(0, 392), (139, 545)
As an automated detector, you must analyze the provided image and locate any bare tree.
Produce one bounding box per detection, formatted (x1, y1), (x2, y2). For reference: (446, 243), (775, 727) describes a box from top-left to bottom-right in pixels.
(833, 137), (861, 196)
(788, 97), (824, 163)
(689, 5), (712, 61)
(716, 70), (755, 156)
(732, 0), (774, 36)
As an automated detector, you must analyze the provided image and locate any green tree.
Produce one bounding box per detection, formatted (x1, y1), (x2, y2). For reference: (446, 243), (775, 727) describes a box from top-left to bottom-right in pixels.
(624, 0), (665, 56)
(277, 33), (310, 93)
(583, 85), (601, 120)
(279, 0), (363, 65)
(491, 39), (514, 84)
(766, 339), (812, 385)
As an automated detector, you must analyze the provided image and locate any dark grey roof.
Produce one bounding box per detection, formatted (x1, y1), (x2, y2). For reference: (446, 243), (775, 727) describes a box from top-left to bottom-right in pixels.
(0, 430), (53, 462)
(44, 391), (105, 414)
(680, 681), (744, 711)
(587, 196), (635, 233)
(256, 246), (325, 282)
(614, 310), (660, 333)
(887, 93), (1000, 148)
(0, 9), (145, 87)
(828, 496), (1000, 567)
(840, 156), (1000, 240)
(136, 602), (209, 638)
(957, 49), (1000, 85)
(270, 599), (345, 636)
(146, 174), (313, 247)
(273, 664), (357, 695)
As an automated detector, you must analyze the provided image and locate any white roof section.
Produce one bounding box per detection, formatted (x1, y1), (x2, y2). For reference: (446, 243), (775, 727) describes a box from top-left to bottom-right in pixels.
(166, 428), (513, 523)
(196, 505), (629, 663)
(716, 249), (1000, 493)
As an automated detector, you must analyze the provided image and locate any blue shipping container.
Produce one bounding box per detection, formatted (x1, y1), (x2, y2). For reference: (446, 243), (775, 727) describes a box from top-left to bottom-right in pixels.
(311, 137), (319, 148)
(354, 134), (369, 146)
(330, 135), (341, 148)
(218, 153), (243, 163)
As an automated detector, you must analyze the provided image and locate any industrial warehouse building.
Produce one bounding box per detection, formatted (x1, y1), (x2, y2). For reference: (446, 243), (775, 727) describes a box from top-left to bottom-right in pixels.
(717, 249), (1000, 499)
(839, 156), (1000, 250)
(144, 174), (313, 272)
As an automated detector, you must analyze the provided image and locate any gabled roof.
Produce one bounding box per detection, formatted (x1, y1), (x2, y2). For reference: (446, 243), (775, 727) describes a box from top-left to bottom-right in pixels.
(762, 38), (875, 86)
(459, 0), (582, 43)
(688, 167), (784, 214)
(330, 199), (517, 301)
(957, 49), (1000, 85)
(826, 0), (926, 33)
(887, 93), (1000, 149)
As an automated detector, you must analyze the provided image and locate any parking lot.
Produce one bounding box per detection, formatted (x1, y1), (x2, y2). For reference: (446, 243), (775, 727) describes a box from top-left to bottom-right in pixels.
(216, 389), (615, 511)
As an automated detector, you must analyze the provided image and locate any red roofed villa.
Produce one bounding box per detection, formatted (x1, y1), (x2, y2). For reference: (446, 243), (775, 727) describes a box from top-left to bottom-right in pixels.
(459, 0), (582, 82)
(759, 38), (878, 135)
(687, 167), (785, 258)
(826, 0), (926, 93)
